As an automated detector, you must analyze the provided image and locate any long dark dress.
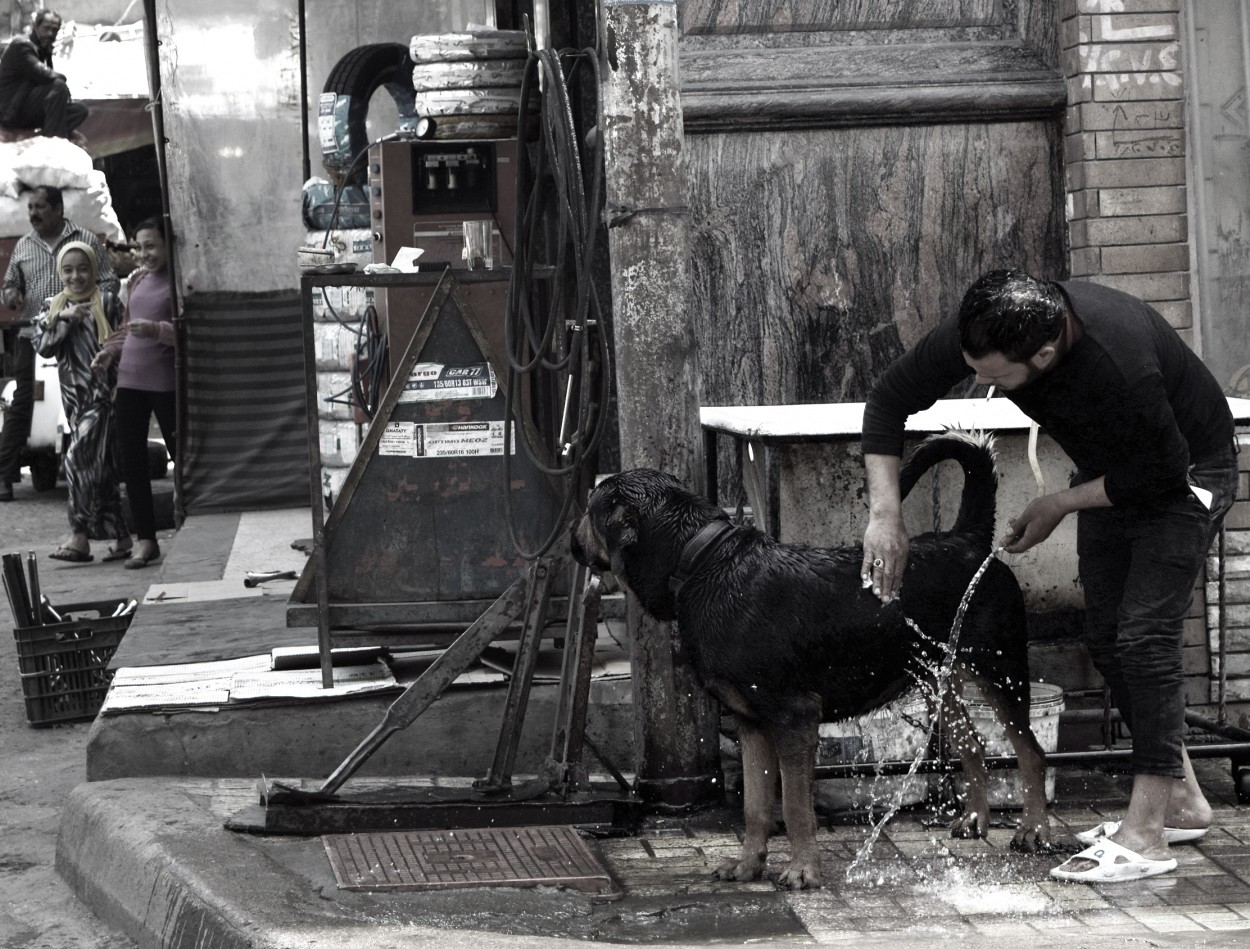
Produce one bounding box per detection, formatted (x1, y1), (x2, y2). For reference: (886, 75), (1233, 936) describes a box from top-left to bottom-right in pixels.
(31, 292), (128, 541)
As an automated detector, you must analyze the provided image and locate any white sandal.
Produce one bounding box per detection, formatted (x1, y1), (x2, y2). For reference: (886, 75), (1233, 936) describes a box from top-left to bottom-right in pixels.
(1075, 820), (1208, 847)
(1050, 838), (1177, 883)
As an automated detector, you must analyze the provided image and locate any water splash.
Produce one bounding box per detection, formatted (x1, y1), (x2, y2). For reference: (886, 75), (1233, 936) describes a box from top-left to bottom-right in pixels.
(916, 865), (1052, 916)
(845, 547), (1004, 881)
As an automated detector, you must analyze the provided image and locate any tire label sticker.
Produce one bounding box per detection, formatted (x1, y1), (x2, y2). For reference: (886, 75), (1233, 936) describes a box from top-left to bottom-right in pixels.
(399, 362), (497, 403)
(317, 93), (340, 155)
(378, 421), (514, 458)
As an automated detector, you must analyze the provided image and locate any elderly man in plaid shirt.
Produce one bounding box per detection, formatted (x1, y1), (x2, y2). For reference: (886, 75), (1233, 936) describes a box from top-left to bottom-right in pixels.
(1, 184), (116, 500)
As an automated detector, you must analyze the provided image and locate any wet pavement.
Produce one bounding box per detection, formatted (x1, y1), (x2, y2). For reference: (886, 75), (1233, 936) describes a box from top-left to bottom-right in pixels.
(23, 502), (1250, 948)
(57, 758), (1250, 948)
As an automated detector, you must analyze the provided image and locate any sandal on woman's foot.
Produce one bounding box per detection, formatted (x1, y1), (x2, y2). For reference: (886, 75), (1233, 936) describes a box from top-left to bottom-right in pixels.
(124, 544), (160, 569)
(102, 545), (133, 562)
(50, 546), (93, 563)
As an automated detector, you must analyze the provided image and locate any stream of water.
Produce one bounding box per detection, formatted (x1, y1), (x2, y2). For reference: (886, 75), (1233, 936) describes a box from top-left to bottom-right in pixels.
(844, 547), (1005, 882)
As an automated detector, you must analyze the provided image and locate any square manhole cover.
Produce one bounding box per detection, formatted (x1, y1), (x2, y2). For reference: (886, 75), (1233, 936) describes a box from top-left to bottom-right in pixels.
(323, 824), (613, 894)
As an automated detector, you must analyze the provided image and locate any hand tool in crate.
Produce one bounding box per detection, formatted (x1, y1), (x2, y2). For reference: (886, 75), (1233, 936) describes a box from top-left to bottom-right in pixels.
(5, 551), (138, 727)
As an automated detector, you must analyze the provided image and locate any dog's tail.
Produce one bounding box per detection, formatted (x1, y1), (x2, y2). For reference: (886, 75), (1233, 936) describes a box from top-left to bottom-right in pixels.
(899, 430), (998, 551)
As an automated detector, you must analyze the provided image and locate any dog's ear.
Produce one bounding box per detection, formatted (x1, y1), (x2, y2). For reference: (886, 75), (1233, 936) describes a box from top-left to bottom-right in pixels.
(603, 503), (639, 550)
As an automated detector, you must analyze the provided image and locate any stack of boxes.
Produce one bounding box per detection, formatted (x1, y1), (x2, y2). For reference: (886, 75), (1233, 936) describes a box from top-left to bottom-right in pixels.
(309, 283), (373, 505)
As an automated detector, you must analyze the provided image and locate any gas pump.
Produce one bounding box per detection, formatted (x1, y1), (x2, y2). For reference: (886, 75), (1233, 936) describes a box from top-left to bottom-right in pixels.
(365, 138), (519, 357)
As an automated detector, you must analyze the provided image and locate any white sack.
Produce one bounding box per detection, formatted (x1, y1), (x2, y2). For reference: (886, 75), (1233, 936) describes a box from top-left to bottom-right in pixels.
(0, 163), (19, 199)
(0, 193), (29, 238)
(6, 136), (95, 190)
(62, 178), (125, 243)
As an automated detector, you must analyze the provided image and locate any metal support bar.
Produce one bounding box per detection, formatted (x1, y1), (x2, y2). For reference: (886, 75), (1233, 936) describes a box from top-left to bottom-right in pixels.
(813, 742), (1250, 780)
(1186, 710), (1250, 744)
(545, 569), (602, 793)
(269, 570), (536, 803)
(476, 557), (561, 792)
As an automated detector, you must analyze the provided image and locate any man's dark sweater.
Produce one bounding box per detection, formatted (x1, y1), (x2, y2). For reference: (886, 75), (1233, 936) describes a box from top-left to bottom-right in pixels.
(0, 34), (60, 125)
(862, 281), (1233, 507)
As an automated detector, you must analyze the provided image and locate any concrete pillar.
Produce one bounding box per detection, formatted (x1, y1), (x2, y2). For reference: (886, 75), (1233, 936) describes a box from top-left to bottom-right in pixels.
(599, 0), (722, 807)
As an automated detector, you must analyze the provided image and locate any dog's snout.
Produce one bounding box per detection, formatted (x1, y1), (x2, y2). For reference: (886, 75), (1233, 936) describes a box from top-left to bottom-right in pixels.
(570, 514), (611, 572)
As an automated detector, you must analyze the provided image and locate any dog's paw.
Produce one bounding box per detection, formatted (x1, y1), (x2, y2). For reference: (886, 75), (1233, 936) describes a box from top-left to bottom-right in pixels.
(774, 860), (823, 890)
(1010, 823), (1055, 854)
(949, 811), (988, 840)
(714, 855), (765, 882)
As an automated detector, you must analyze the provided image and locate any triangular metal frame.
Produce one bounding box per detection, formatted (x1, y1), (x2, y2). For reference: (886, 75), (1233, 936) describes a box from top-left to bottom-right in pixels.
(292, 269), (518, 608)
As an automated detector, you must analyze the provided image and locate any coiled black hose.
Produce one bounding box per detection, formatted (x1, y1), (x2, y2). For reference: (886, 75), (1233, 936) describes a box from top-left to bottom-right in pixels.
(502, 44), (612, 559)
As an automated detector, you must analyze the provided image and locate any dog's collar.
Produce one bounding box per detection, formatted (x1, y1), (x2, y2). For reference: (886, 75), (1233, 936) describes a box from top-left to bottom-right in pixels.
(669, 518), (738, 599)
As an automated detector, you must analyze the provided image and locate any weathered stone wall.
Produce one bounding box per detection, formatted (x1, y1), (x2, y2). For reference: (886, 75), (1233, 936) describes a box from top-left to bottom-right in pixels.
(678, 0), (1068, 501)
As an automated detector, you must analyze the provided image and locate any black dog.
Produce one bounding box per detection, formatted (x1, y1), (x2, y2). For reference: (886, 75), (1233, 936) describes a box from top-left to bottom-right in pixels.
(571, 431), (1050, 889)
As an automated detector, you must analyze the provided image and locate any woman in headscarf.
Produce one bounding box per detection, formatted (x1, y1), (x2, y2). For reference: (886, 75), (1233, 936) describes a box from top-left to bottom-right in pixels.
(31, 240), (130, 562)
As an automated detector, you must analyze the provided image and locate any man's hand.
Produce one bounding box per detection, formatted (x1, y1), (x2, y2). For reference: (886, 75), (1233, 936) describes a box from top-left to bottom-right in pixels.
(90, 349), (113, 375)
(1000, 495), (1069, 553)
(862, 511), (908, 603)
(2, 286), (23, 311)
(863, 452), (907, 603)
(999, 477), (1111, 554)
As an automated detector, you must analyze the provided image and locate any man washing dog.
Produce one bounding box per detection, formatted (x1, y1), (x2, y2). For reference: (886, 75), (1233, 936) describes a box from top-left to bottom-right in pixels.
(861, 269), (1237, 883)
(572, 431), (1051, 889)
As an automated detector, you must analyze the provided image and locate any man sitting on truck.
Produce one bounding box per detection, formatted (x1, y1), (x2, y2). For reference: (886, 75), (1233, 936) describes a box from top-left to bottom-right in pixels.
(0, 10), (88, 144)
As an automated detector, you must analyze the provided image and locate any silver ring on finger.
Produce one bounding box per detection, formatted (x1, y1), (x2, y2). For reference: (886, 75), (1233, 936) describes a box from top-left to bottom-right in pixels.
(872, 558), (883, 568)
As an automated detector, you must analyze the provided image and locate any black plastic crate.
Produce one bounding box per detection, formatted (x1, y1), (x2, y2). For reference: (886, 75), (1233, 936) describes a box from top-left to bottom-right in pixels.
(13, 600), (134, 727)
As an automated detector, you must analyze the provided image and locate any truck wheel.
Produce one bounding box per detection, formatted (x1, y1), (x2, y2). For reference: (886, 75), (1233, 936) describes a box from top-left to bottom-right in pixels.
(29, 452), (59, 491)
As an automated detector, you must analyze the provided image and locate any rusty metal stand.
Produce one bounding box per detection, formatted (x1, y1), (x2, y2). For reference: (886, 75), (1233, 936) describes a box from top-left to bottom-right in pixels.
(474, 556), (563, 793)
(227, 557), (638, 835)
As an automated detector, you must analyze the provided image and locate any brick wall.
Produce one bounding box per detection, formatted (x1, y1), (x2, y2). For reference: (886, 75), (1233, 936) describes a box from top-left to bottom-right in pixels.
(1060, 0), (1192, 342)
(1062, 1), (1250, 723)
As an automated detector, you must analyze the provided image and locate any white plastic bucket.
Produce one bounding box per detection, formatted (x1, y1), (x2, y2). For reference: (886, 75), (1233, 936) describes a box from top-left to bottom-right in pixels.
(957, 681), (1064, 806)
(815, 694), (930, 811)
(812, 681), (1064, 811)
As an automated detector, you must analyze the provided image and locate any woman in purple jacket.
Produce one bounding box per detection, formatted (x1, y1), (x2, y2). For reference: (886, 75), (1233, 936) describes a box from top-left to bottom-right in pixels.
(94, 218), (176, 568)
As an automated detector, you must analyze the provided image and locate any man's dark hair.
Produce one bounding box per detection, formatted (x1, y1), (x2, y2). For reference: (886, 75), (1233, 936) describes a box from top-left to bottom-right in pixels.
(31, 184), (64, 210)
(33, 9), (62, 29)
(958, 269), (1067, 363)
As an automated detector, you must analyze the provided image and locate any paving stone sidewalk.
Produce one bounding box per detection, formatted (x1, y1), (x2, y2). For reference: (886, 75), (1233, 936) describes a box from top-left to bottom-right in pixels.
(593, 760), (1250, 945)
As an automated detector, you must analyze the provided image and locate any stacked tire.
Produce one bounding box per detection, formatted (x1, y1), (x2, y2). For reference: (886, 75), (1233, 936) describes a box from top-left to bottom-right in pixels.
(410, 30), (534, 140)
(320, 42), (418, 185)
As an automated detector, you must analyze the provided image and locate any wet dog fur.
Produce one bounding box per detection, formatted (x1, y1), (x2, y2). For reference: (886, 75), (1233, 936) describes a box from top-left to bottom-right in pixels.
(570, 431), (1050, 889)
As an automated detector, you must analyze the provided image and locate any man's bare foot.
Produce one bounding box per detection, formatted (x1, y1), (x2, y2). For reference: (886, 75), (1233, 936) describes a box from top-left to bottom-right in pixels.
(1107, 824), (1170, 862)
(1167, 762), (1213, 831)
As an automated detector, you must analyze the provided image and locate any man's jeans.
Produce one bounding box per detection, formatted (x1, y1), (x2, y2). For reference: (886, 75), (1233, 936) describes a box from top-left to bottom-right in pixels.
(1078, 444), (1239, 778)
(7, 79), (88, 138)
